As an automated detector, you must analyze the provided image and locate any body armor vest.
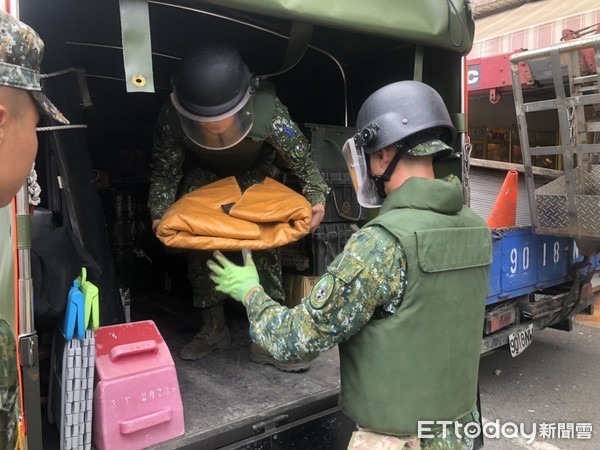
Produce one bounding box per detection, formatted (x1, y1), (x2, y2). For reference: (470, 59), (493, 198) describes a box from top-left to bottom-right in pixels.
(339, 176), (491, 435)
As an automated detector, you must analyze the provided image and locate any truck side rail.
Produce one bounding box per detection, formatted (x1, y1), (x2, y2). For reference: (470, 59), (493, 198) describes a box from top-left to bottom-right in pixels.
(510, 34), (600, 240)
(486, 227), (596, 305)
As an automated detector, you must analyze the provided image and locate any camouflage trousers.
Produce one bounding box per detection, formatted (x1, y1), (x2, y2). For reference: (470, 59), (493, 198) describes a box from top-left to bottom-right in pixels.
(179, 164), (285, 308)
(348, 407), (479, 450)
(0, 318), (18, 450)
(348, 429), (419, 449)
(348, 428), (474, 450)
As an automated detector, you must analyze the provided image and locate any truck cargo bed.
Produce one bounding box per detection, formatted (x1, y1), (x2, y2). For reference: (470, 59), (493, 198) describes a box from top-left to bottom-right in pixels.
(42, 293), (352, 450)
(142, 294), (348, 449)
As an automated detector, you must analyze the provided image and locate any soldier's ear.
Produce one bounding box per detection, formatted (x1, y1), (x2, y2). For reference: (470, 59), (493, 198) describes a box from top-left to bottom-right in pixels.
(0, 104), (7, 144)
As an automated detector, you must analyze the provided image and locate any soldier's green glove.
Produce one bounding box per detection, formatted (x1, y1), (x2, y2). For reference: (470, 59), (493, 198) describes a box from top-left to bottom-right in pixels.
(208, 248), (262, 305)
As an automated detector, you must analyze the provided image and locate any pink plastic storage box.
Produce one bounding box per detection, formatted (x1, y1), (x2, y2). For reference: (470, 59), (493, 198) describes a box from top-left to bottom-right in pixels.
(93, 320), (185, 450)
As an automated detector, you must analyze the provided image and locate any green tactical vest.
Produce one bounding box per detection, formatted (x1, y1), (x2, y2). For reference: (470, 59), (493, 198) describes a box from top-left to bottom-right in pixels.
(338, 176), (492, 436)
(168, 82), (277, 176)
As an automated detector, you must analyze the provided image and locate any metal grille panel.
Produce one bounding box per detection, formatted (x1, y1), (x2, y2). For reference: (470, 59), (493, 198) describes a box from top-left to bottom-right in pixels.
(510, 34), (600, 239)
(536, 166), (600, 234)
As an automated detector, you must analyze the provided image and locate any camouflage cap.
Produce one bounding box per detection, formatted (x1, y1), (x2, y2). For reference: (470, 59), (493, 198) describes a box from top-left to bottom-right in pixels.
(0, 11), (68, 124)
(406, 138), (453, 157)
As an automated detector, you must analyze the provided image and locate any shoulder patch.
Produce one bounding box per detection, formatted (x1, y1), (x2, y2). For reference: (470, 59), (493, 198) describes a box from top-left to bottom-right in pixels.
(292, 135), (308, 158)
(309, 273), (335, 310)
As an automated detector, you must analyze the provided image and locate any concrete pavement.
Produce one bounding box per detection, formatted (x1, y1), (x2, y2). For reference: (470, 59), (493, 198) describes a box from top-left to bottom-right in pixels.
(573, 296), (600, 329)
(478, 321), (600, 449)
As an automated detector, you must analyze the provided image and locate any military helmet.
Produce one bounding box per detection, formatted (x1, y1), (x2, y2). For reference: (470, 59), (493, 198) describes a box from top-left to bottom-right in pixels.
(355, 80), (456, 156)
(170, 43), (256, 150)
(173, 43), (253, 118)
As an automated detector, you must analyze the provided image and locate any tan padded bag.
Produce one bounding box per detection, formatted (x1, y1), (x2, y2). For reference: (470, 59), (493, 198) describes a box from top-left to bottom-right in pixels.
(156, 176), (312, 251)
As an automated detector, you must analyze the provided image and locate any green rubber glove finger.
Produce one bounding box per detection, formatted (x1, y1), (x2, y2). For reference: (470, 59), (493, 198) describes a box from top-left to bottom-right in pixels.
(207, 249), (262, 304)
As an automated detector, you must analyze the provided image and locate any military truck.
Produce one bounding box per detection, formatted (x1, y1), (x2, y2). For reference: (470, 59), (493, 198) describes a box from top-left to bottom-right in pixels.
(4, 1), (478, 449)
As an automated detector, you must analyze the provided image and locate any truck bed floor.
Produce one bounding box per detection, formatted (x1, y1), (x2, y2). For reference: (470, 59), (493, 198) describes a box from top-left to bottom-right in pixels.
(128, 293), (343, 449)
(41, 292), (345, 449)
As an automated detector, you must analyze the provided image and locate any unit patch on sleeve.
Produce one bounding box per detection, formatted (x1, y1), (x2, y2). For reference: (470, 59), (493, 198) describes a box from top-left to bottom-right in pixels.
(309, 273), (335, 310)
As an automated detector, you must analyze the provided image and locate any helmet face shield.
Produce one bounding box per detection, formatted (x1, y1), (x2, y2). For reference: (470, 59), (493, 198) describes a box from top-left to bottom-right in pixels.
(171, 88), (254, 150)
(342, 137), (383, 208)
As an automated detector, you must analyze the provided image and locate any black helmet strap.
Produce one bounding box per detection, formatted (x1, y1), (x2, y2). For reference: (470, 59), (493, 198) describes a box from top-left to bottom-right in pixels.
(367, 146), (405, 199)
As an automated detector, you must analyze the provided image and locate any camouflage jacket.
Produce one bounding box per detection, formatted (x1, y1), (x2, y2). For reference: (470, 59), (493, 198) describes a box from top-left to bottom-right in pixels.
(148, 91), (330, 220)
(0, 317), (18, 450)
(245, 224), (406, 362)
(0, 206), (18, 450)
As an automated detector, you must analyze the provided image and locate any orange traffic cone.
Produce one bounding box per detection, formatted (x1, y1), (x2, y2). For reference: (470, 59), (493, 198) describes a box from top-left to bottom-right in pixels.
(487, 170), (518, 228)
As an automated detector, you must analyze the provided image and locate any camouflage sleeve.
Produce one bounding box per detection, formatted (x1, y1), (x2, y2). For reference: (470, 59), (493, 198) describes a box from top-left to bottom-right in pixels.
(0, 319), (19, 450)
(266, 97), (330, 206)
(148, 103), (185, 220)
(245, 226), (407, 363)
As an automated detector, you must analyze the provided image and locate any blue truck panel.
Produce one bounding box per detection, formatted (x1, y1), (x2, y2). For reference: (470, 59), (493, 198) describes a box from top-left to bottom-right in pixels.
(488, 236), (503, 299)
(487, 228), (591, 305)
(500, 229), (538, 294)
(536, 235), (571, 285)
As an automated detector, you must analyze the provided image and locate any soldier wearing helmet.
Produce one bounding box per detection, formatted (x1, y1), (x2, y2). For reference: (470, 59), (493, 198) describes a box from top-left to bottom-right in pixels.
(148, 43), (329, 371)
(207, 81), (492, 447)
(0, 10), (68, 450)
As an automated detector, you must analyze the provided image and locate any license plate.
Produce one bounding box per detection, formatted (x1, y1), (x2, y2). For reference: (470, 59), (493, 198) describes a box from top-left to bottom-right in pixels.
(508, 324), (534, 357)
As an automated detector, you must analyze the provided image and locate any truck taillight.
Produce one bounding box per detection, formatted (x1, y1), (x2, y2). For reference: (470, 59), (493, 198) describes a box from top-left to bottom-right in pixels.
(485, 307), (517, 334)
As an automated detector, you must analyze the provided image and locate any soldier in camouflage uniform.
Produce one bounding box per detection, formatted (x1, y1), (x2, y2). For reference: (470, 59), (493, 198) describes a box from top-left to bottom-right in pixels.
(0, 318), (19, 450)
(208, 81), (491, 449)
(0, 9), (69, 450)
(148, 43), (329, 370)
